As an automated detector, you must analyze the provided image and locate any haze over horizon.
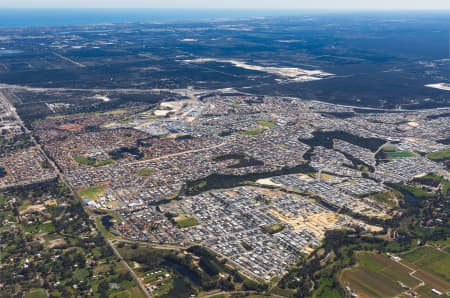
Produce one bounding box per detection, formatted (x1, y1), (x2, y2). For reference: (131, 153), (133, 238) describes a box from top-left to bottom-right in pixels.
(2, 0), (450, 10)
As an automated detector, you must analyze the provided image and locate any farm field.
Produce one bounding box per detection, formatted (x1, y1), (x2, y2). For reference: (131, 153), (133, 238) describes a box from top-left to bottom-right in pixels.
(340, 252), (422, 298)
(341, 249), (450, 298)
(400, 246), (450, 293)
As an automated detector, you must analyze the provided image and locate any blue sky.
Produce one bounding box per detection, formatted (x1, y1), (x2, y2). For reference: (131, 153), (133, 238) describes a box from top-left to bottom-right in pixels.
(2, 0), (450, 9)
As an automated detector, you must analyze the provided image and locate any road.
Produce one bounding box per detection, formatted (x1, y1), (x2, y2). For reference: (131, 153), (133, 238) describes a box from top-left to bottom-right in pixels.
(127, 141), (225, 166)
(107, 237), (153, 297)
(0, 91), (153, 297)
(53, 52), (86, 68)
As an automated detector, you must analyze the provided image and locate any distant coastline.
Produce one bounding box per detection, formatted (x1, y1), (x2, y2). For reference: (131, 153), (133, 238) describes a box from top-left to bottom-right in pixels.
(0, 9), (294, 27)
(0, 8), (448, 28)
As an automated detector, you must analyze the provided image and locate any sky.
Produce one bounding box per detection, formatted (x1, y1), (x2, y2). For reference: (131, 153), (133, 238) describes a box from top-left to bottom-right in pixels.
(2, 0), (450, 9)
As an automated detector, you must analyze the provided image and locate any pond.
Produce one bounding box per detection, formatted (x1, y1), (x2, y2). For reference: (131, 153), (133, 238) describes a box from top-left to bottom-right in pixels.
(101, 215), (114, 230)
(0, 166), (6, 178)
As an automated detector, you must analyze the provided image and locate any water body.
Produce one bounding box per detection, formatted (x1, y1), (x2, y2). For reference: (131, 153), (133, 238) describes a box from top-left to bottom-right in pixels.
(4, 9), (447, 28)
(0, 49), (23, 55)
(101, 215), (114, 230)
(0, 9), (302, 28)
(0, 166), (6, 178)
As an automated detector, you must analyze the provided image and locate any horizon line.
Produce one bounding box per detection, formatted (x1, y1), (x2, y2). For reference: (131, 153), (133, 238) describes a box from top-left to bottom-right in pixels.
(1, 7), (450, 10)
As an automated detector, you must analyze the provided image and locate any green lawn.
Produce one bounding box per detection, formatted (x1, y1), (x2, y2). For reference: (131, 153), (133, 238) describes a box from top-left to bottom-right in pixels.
(18, 199), (32, 212)
(381, 145), (396, 152)
(270, 286), (296, 298)
(241, 241), (253, 251)
(357, 164), (369, 172)
(73, 155), (96, 165)
(442, 180), (450, 196)
(73, 268), (89, 281)
(73, 155), (115, 167)
(369, 190), (401, 208)
(23, 222), (56, 234)
(415, 174), (450, 196)
(110, 286), (147, 298)
(243, 127), (266, 136)
(426, 149), (450, 161)
(263, 223), (285, 234)
(312, 283), (344, 298)
(136, 168), (155, 176)
(24, 288), (47, 298)
(401, 246), (450, 280)
(257, 120), (276, 128)
(429, 238), (450, 247)
(175, 216), (199, 228)
(96, 217), (116, 239)
(78, 185), (105, 200)
(396, 184), (434, 198)
(386, 151), (414, 159)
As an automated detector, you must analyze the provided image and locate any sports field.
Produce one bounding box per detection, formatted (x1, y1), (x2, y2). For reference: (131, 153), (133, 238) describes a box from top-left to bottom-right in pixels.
(77, 185), (105, 200)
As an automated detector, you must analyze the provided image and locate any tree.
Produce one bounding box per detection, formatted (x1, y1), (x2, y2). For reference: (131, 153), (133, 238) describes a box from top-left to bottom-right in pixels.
(98, 280), (109, 297)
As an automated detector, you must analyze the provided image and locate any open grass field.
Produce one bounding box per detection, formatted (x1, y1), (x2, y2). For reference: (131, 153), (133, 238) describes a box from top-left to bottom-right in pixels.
(136, 168), (155, 176)
(257, 120), (276, 128)
(110, 286), (147, 298)
(270, 286), (296, 298)
(429, 238), (450, 247)
(73, 154), (115, 167)
(73, 268), (89, 281)
(242, 127), (266, 136)
(396, 184), (434, 198)
(263, 223), (285, 234)
(78, 185), (105, 200)
(426, 149), (450, 161)
(174, 215), (199, 228)
(18, 199), (32, 212)
(400, 246), (450, 292)
(415, 174), (450, 196)
(24, 288), (47, 298)
(23, 221), (56, 234)
(401, 246), (450, 280)
(369, 190), (400, 208)
(204, 295), (274, 298)
(320, 172), (335, 182)
(96, 216), (118, 239)
(442, 180), (450, 196)
(386, 151), (415, 159)
(340, 252), (421, 298)
(207, 295), (226, 298)
(382, 145), (396, 152)
(312, 287), (343, 298)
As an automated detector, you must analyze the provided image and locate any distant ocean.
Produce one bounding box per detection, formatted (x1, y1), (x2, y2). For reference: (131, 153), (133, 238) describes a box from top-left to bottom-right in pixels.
(0, 9), (303, 27)
(0, 9), (447, 28)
